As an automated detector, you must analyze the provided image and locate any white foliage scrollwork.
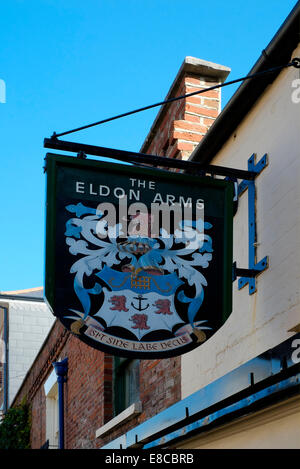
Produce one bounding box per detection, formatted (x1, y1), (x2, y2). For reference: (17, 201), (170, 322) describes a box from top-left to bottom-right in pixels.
(65, 203), (213, 327)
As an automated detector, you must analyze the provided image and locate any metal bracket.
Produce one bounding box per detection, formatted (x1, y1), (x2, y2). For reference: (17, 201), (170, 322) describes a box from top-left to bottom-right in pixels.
(44, 138), (269, 294)
(233, 153), (269, 294)
(44, 138), (260, 180)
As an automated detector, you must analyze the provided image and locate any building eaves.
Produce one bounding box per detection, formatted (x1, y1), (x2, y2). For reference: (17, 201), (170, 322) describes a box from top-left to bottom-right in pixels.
(190, 0), (300, 165)
(0, 287), (44, 302)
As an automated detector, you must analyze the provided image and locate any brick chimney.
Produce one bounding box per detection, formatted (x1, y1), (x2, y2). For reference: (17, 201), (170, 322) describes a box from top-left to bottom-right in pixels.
(140, 57), (230, 161)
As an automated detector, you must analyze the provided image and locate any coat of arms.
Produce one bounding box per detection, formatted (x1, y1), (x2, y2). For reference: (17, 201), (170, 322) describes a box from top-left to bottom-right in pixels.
(63, 202), (214, 357)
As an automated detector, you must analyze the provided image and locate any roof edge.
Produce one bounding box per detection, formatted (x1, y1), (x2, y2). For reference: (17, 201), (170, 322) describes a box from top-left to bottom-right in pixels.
(190, 1), (300, 164)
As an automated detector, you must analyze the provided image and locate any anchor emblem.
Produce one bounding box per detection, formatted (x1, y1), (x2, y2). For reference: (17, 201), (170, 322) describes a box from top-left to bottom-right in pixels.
(131, 294), (149, 311)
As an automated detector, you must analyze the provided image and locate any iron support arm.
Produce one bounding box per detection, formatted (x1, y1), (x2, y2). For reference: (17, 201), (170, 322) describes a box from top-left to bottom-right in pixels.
(43, 138), (258, 181)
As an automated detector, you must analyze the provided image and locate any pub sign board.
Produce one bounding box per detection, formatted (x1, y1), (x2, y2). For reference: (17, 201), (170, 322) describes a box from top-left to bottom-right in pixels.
(45, 153), (233, 358)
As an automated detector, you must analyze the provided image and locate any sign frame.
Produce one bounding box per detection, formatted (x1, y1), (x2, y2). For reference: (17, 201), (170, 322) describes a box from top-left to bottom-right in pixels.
(45, 152), (234, 358)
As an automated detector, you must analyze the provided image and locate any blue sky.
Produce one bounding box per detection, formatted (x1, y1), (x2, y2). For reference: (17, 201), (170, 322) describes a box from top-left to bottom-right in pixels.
(0, 0), (297, 291)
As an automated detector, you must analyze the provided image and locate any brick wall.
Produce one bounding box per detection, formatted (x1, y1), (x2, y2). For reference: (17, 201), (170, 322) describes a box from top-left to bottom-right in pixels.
(140, 57), (230, 161)
(13, 320), (112, 449)
(140, 357), (181, 417)
(13, 321), (181, 448)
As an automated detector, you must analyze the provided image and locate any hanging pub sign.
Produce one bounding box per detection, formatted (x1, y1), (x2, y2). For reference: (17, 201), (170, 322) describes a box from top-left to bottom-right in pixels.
(45, 153), (233, 358)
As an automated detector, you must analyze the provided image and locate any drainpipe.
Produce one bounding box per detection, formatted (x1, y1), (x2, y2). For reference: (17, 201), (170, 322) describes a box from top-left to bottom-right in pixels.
(52, 357), (68, 449)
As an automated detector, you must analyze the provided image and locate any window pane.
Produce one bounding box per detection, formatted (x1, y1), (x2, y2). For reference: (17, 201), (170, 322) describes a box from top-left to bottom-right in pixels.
(114, 358), (140, 416)
(126, 360), (140, 406)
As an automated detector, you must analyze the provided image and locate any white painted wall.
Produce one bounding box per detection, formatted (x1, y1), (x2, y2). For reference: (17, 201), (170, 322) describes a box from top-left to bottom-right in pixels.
(7, 300), (55, 405)
(182, 44), (300, 398)
(177, 396), (300, 449)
